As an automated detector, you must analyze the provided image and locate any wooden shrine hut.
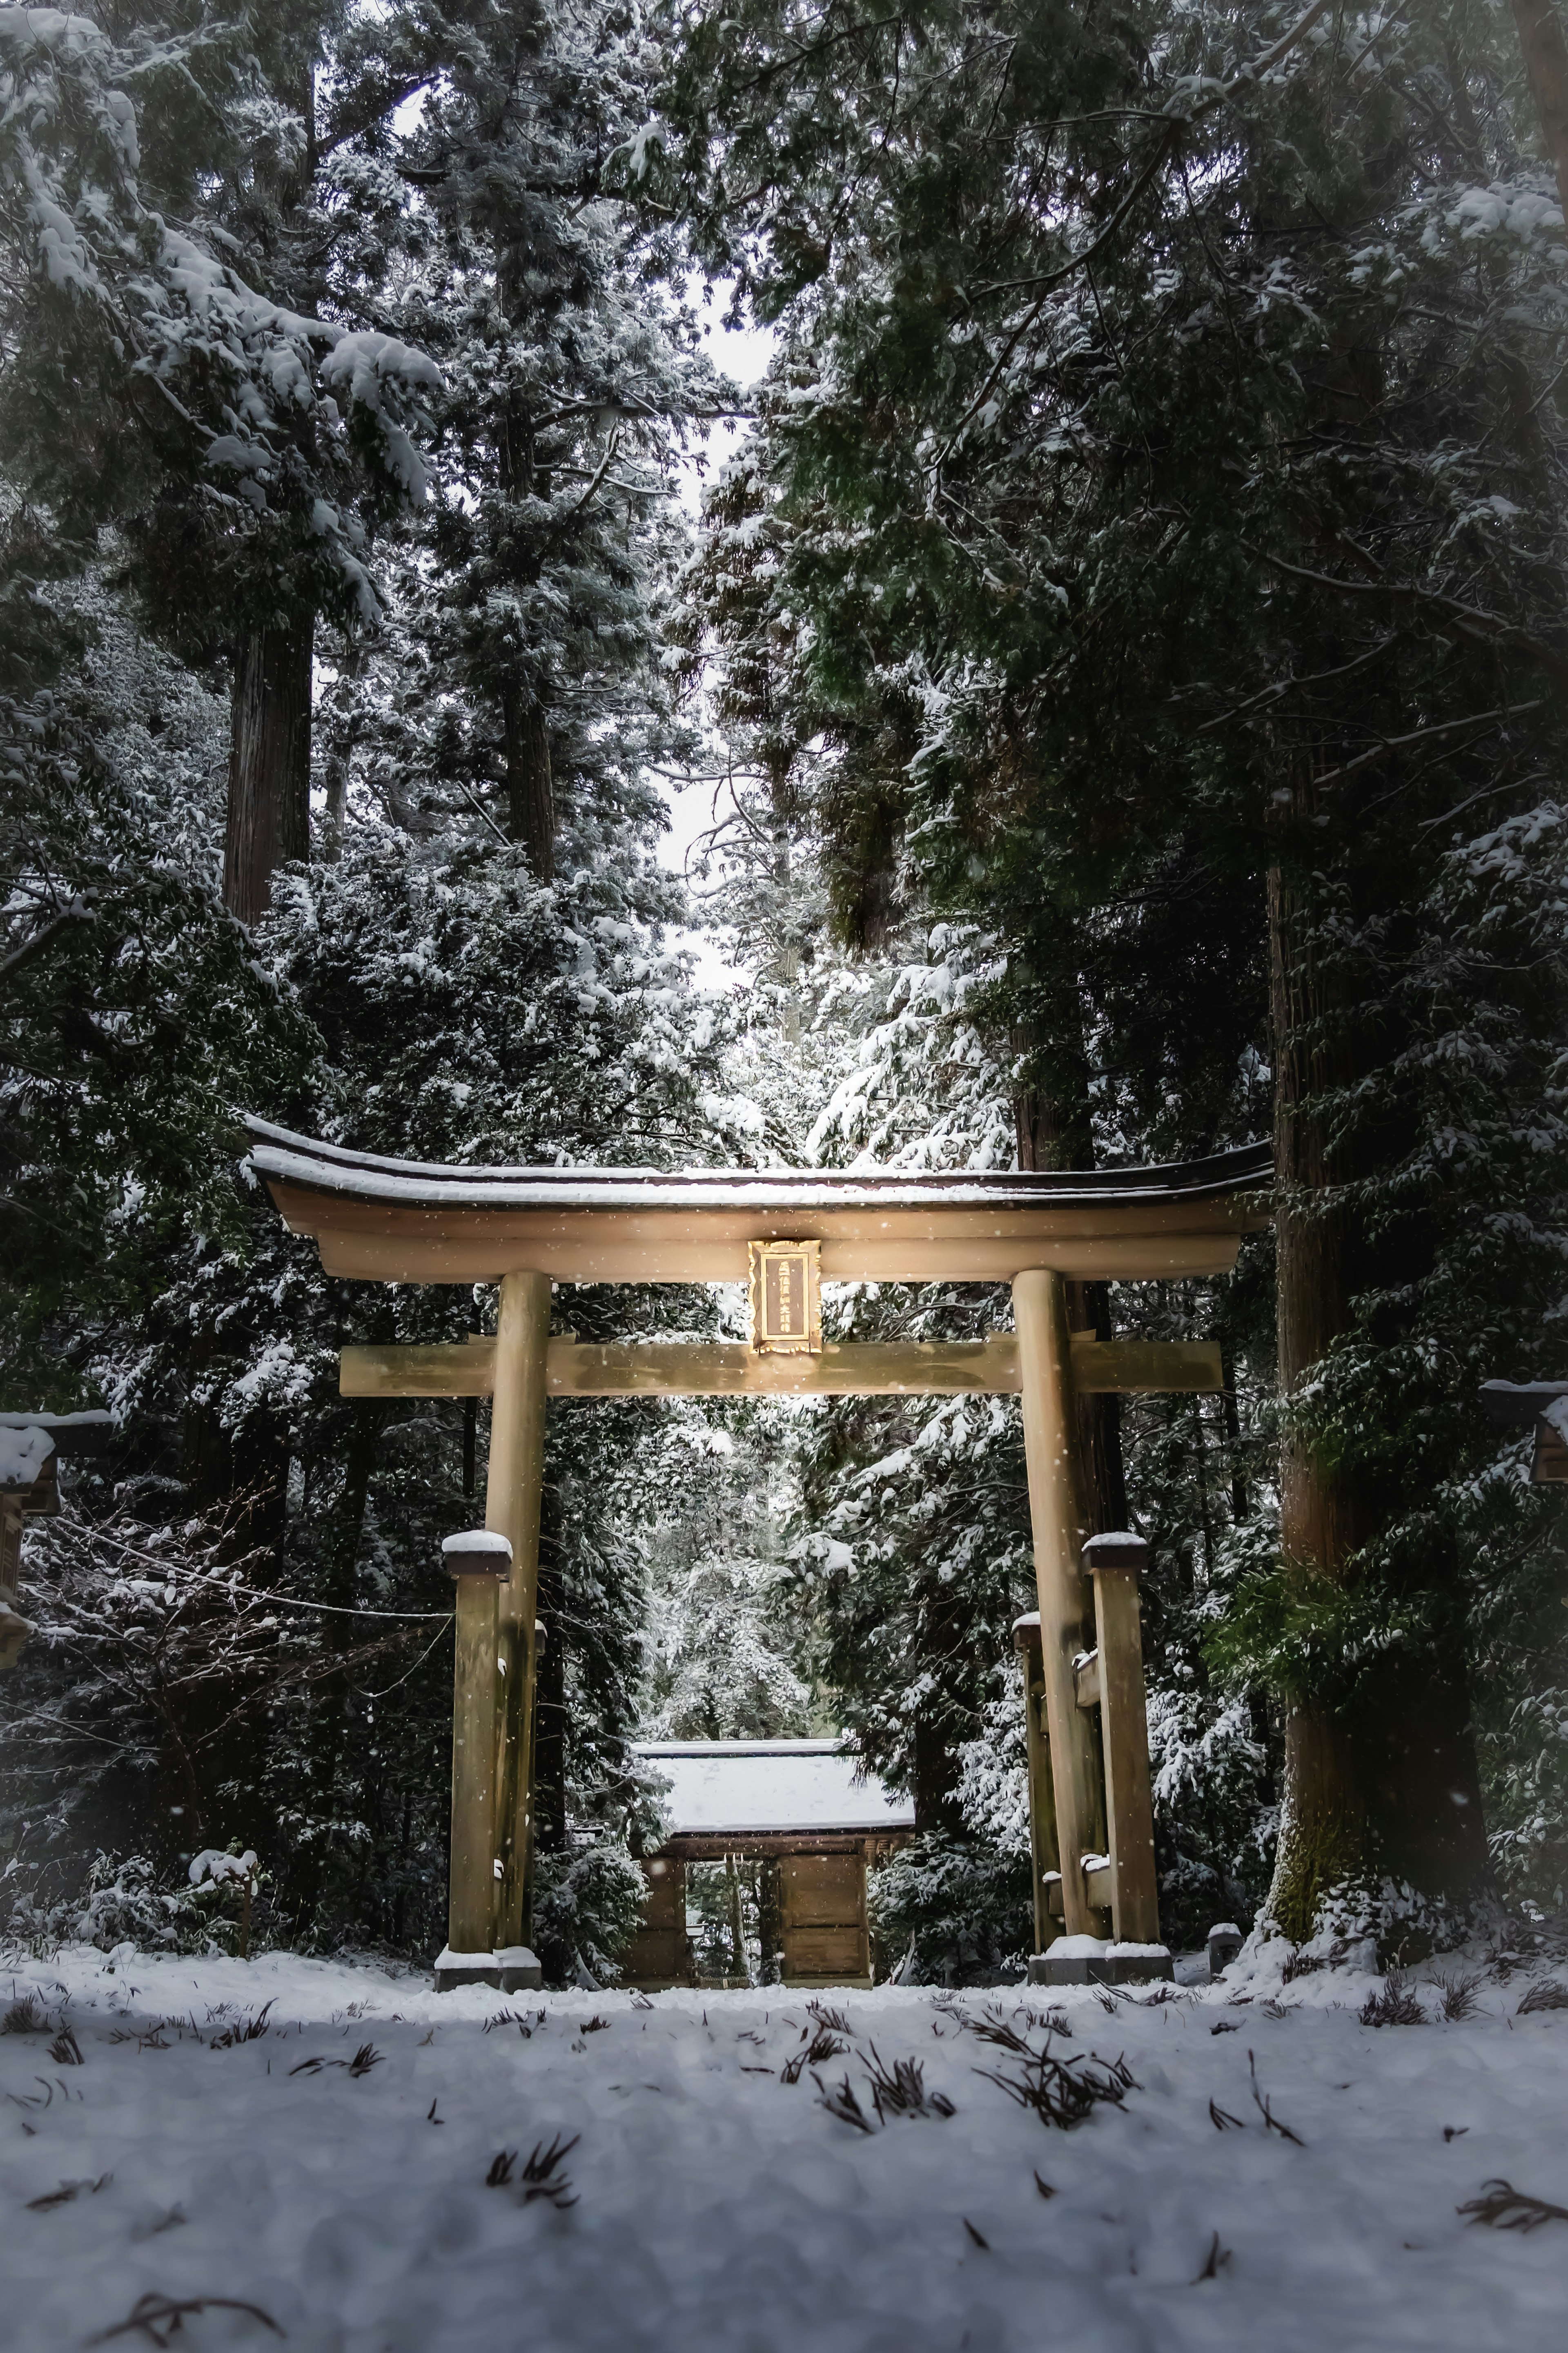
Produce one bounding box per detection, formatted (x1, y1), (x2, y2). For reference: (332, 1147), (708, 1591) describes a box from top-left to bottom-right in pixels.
(249, 1117), (1271, 1988)
(624, 1739), (916, 1990)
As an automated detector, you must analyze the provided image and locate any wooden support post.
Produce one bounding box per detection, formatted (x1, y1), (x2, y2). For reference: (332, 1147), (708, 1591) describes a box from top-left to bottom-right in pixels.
(1013, 1615), (1062, 1947)
(447, 1571), (499, 1957)
(0, 1496), (28, 1670)
(1086, 1533), (1161, 1946)
(488, 1270), (551, 1954)
(1013, 1269), (1106, 1938)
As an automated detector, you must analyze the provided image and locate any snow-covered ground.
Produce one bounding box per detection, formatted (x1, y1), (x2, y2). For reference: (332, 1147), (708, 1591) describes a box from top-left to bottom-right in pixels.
(5, 1940), (1568, 2352)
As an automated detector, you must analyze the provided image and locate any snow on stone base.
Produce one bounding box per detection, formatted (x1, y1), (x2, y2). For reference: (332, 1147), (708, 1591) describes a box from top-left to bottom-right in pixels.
(434, 1945), (543, 1992)
(1029, 1935), (1175, 1985)
(432, 1945), (503, 1990)
(495, 1944), (543, 1992)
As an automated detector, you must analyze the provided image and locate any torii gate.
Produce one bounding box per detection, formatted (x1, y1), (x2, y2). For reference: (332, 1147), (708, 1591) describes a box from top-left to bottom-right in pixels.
(249, 1118), (1270, 1987)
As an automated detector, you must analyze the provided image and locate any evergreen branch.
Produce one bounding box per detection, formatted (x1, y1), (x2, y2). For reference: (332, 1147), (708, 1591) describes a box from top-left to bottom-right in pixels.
(0, 898), (94, 990)
(1250, 546), (1568, 682)
(964, 123), (1180, 305)
(724, 10), (907, 98)
(1305, 702), (1546, 791)
(1194, 641), (1396, 728)
(320, 74), (439, 159)
(84, 1524), (453, 1620)
(971, 0), (1339, 306)
(568, 428), (622, 518)
(449, 777), (511, 847)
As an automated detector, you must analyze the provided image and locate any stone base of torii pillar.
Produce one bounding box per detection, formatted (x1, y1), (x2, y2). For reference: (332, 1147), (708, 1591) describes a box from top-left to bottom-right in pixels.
(433, 1945), (543, 1993)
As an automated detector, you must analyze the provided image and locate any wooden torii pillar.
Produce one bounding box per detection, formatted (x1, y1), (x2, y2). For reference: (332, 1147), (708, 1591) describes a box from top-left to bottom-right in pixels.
(440, 1272), (551, 1987)
(245, 1118), (1269, 1987)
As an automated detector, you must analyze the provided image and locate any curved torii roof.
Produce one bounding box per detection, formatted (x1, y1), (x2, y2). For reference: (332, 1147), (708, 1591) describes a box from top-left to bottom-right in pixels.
(246, 1117), (1271, 1287)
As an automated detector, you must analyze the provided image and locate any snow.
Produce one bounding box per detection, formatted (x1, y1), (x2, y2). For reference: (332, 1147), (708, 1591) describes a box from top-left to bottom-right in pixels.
(0, 1412), (114, 1432)
(0, 1425), (53, 1489)
(246, 1118), (1275, 1212)
(441, 1531), (513, 1558)
(186, 1853), (258, 1889)
(635, 1739), (916, 1836)
(5, 1942), (1568, 2351)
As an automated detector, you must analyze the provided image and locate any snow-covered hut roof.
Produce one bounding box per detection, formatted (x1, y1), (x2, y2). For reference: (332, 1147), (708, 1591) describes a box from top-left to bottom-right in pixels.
(635, 1740), (917, 1838)
(246, 1117), (1271, 1286)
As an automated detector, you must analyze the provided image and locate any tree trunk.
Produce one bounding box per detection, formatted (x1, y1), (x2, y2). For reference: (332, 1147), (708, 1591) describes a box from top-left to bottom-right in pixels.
(503, 684), (555, 879)
(1265, 775), (1488, 1947)
(1511, 0), (1568, 214)
(225, 618), (314, 923)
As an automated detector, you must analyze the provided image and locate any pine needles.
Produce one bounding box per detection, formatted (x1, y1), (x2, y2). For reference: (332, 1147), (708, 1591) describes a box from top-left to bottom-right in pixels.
(814, 2074), (877, 2133)
(961, 2005), (1137, 2130)
(780, 2021), (851, 2084)
(2, 1993), (51, 2036)
(208, 2001), (274, 2049)
(1192, 2231), (1234, 2282)
(1516, 1978), (1568, 2015)
(1247, 2050), (1305, 2145)
(1432, 1969), (1484, 2022)
(287, 2041), (381, 2078)
(87, 2292), (281, 2345)
(27, 2172), (111, 2211)
(1458, 2179), (1568, 2233)
(486, 2133), (580, 2208)
(862, 2046), (955, 2122)
(1359, 1967), (1425, 2027)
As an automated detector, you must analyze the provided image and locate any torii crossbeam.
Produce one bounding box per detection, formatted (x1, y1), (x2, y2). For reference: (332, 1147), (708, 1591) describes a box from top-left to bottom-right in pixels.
(249, 1118), (1271, 1985)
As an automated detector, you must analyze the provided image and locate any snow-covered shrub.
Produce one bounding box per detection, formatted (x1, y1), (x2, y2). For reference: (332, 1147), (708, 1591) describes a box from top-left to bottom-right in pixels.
(953, 1677), (1032, 1863)
(867, 1834), (1031, 1987)
(1147, 1686), (1276, 1950)
(530, 1838), (648, 1989)
(3, 1853), (233, 1957)
(862, 1675), (1035, 1987)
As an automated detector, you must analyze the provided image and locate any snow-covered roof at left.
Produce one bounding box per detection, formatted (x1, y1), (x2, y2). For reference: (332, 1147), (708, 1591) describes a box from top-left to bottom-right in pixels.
(0, 1412), (115, 1492)
(246, 1117), (1271, 1287)
(635, 1740), (917, 1838)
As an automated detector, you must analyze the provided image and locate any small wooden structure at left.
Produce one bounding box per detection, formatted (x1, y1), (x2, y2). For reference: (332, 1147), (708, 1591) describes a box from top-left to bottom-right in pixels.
(1, 1413), (116, 1668)
(248, 1115), (1271, 1991)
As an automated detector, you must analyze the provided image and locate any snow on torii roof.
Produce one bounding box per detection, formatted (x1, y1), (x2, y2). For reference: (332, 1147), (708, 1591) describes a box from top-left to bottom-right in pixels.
(635, 1740), (917, 1838)
(245, 1117), (1271, 1287)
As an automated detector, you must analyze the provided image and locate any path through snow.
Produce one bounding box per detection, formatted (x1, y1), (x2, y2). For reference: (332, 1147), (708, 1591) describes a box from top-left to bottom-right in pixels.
(4, 1941), (1567, 2351)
